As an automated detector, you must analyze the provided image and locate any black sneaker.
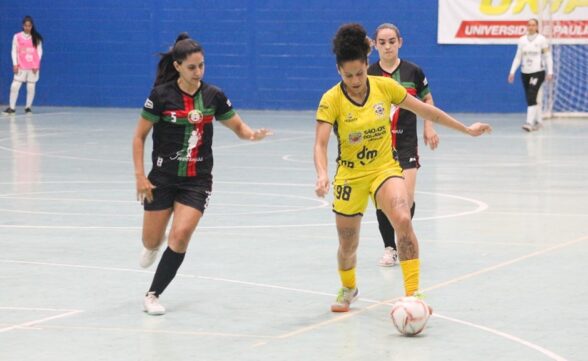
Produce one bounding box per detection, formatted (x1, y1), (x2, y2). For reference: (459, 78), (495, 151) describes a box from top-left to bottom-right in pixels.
(24, 108), (32, 114)
(2, 107), (15, 115)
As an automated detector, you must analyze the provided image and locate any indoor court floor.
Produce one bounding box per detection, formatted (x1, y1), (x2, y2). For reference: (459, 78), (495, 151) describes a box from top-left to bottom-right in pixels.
(1, 107), (587, 360)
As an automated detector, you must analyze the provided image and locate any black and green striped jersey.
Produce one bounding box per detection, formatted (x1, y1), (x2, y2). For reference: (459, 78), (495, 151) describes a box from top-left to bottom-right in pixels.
(141, 80), (235, 177)
(367, 60), (430, 160)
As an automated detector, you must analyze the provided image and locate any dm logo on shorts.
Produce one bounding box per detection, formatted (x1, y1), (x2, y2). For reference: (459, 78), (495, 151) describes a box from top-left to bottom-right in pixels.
(373, 103), (385, 118)
(348, 132), (362, 144)
(188, 109), (204, 124)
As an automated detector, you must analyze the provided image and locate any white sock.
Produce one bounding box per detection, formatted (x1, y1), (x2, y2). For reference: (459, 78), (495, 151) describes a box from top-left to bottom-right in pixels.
(26, 82), (36, 108)
(526, 105), (537, 125)
(9, 81), (22, 109)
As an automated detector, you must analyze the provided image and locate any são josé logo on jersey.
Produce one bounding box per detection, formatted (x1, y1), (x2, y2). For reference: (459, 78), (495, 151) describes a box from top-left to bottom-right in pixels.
(373, 103), (385, 118)
(188, 109), (204, 124)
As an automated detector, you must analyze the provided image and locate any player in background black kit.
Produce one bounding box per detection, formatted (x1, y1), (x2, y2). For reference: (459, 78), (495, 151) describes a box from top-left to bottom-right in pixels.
(367, 23), (439, 267)
(132, 33), (271, 315)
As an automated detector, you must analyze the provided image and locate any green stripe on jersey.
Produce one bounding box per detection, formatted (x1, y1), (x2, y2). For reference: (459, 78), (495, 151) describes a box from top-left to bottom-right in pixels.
(216, 109), (235, 121)
(418, 88), (431, 99)
(400, 81), (416, 89)
(141, 110), (160, 122)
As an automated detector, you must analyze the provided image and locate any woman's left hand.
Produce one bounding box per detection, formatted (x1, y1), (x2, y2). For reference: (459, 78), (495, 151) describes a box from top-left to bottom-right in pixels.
(250, 128), (273, 141)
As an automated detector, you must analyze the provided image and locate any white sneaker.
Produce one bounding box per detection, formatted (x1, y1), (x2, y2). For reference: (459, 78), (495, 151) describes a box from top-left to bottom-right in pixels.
(522, 123), (533, 132)
(143, 292), (165, 315)
(331, 287), (359, 312)
(379, 247), (398, 267)
(139, 246), (160, 268)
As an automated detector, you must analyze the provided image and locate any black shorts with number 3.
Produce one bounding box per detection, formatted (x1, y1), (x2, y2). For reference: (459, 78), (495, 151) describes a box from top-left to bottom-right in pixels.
(144, 169), (212, 213)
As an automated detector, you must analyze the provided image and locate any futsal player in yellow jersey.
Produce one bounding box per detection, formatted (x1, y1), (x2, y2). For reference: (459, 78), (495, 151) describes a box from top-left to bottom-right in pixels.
(314, 23), (492, 312)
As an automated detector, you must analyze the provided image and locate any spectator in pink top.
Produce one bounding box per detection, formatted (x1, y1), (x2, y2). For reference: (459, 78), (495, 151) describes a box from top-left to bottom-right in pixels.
(3, 16), (43, 115)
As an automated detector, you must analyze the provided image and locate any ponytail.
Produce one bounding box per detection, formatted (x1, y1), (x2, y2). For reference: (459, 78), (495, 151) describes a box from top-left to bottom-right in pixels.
(154, 32), (203, 86)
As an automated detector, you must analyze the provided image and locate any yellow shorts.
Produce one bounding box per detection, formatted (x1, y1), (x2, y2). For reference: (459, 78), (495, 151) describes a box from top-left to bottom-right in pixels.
(332, 166), (403, 216)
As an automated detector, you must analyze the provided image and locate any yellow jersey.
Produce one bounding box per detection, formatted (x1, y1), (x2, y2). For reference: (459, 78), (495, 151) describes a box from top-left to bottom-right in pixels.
(316, 76), (408, 179)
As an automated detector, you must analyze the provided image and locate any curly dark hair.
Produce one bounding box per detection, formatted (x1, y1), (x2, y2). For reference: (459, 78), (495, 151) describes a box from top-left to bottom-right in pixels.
(332, 23), (371, 66)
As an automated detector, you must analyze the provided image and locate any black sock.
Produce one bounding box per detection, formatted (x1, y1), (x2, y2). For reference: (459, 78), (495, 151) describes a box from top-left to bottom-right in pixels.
(376, 209), (396, 249)
(148, 247), (185, 297)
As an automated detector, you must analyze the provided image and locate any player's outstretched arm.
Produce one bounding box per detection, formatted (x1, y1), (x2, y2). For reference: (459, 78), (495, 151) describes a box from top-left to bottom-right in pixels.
(221, 113), (272, 141)
(399, 95), (492, 137)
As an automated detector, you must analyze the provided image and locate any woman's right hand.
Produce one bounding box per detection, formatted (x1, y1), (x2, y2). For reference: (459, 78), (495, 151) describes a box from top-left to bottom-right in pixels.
(315, 175), (330, 198)
(136, 174), (156, 204)
(13, 65), (18, 74)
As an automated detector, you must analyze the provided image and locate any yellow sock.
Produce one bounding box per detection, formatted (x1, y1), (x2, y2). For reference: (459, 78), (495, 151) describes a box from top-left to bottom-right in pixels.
(338, 268), (356, 289)
(400, 259), (420, 296)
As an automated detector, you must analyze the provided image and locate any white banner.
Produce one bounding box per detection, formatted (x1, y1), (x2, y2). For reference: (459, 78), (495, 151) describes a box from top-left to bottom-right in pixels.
(438, 0), (588, 44)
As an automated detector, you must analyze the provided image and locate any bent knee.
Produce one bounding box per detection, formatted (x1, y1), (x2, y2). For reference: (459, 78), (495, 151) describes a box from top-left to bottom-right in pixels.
(388, 212), (412, 231)
(170, 227), (195, 245)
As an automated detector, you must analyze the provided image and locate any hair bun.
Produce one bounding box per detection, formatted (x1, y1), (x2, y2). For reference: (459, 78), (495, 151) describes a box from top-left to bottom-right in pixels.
(175, 32), (190, 43)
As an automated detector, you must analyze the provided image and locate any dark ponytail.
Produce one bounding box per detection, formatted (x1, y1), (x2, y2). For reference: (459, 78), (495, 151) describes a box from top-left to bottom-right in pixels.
(23, 16), (43, 48)
(154, 32), (204, 86)
(332, 23), (371, 66)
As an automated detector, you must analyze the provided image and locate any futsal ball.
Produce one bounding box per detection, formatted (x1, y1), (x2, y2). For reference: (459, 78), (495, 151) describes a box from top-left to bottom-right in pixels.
(390, 296), (431, 336)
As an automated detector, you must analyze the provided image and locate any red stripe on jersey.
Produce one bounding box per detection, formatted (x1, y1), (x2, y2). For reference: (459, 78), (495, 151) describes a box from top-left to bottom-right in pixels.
(406, 88), (417, 96)
(187, 114), (214, 176)
(179, 95), (198, 176)
(161, 95), (195, 118)
(391, 108), (400, 149)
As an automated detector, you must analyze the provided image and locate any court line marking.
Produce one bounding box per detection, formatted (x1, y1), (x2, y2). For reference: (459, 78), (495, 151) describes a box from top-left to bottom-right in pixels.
(281, 154), (312, 164)
(0, 143), (130, 164)
(432, 313), (569, 361)
(0, 111), (72, 121)
(419, 234), (588, 293)
(211, 135), (315, 150)
(484, 210), (588, 217)
(0, 190), (329, 217)
(0, 253), (576, 361)
(0, 309), (83, 333)
(0, 180), (315, 187)
(0, 188), (486, 229)
(0, 260), (380, 304)
(2, 179), (585, 196)
(0, 324), (274, 339)
(0, 306), (81, 312)
(271, 234), (588, 356)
